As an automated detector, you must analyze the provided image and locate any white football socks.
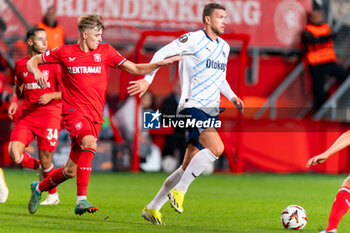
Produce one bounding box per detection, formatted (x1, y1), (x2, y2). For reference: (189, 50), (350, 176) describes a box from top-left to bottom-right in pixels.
(174, 148), (217, 193)
(77, 195), (87, 204)
(147, 166), (184, 210)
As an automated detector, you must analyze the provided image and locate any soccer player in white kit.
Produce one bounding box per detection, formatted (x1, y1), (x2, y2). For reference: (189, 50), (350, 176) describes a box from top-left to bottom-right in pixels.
(128, 3), (244, 225)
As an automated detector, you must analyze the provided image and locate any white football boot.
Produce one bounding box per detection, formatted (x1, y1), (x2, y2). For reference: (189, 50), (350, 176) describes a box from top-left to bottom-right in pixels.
(40, 193), (60, 205)
(319, 229), (337, 233)
(38, 165), (59, 205)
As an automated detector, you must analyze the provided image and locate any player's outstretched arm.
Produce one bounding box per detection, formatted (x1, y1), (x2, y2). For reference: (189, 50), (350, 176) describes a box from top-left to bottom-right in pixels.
(27, 54), (48, 89)
(306, 130), (350, 167)
(120, 55), (181, 76)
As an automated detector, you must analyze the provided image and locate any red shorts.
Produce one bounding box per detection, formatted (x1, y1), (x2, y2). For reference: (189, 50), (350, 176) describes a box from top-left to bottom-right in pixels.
(63, 113), (102, 163)
(10, 118), (60, 151)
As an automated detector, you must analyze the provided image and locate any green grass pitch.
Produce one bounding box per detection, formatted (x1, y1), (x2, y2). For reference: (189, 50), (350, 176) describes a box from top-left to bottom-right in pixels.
(0, 168), (349, 232)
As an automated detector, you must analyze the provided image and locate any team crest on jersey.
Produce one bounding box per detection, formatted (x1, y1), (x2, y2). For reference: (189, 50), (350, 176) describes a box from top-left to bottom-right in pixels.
(178, 35), (188, 43)
(23, 72), (28, 77)
(42, 70), (49, 76)
(75, 122), (83, 131)
(94, 54), (102, 62)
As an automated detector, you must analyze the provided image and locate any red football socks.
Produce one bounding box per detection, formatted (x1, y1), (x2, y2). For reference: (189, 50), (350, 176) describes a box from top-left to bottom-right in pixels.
(17, 152), (40, 170)
(38, 167), (68, 192)
(326, 186), (350, 231)
(43, 164), (57, 194)
(76, 148), (95, 196)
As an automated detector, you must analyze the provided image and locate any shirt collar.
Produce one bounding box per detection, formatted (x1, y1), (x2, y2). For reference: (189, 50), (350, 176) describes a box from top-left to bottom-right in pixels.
(202, 29), (219, 43)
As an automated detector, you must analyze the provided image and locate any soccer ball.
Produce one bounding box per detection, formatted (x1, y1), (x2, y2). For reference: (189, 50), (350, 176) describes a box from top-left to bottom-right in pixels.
(281, 205), (308, 230)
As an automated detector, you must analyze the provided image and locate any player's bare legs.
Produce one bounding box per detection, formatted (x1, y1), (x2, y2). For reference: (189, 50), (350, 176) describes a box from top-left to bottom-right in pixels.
(181, 144), (200, 170)
(38, 150), (53, 169)
(8, 141), (40, 169)
(143, 144), (199, 224)
(63, 158), (77, 177)
(198, 128), (224, 158)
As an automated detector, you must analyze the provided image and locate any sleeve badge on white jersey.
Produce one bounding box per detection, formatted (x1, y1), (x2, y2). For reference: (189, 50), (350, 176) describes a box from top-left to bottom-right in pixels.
(178, 34), (188, 43)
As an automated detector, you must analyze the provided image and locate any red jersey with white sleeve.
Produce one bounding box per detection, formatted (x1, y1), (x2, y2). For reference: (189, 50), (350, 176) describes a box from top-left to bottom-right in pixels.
(14, 55), (62, 127)
(41, 44), (126, 123)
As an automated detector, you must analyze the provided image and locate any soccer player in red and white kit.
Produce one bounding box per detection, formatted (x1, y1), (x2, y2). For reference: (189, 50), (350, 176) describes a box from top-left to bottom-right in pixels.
(8, 28), (62, 205)
(307, 131), (350, 233)
(26, 14), (181, 215)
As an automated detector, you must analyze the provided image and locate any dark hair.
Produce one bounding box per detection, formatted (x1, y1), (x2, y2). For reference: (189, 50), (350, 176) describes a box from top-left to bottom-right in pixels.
(202, 3), (226, 23)
(26, 27), (45, 40)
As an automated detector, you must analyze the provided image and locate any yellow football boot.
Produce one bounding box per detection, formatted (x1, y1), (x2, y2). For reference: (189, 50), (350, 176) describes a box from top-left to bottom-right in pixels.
(168, 188), (184, 213)
(142, 206), (164, 225)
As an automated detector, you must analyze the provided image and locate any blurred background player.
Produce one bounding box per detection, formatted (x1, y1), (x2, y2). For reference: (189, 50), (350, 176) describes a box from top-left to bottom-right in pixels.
(303, 9), (349, 113)
(26, 14), (181, 215)
(161, 80), (186, 167)
(128, 3), (244, 225)
(115, 91), (162, 172)
(307, 130), (350, 233)
(7, 28), (62, 205)
(36, 6), (64, 50)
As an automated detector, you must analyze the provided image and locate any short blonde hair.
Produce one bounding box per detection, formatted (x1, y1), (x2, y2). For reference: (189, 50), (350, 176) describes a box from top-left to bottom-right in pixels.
(77, 14), (104, 34)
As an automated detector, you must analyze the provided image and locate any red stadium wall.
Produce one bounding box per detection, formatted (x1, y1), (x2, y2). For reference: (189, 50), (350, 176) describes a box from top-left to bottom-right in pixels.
(219, 118), (350, 174)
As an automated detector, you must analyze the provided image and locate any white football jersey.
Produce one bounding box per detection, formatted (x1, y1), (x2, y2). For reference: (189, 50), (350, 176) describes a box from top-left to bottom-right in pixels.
(145, 30), (236, 116)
